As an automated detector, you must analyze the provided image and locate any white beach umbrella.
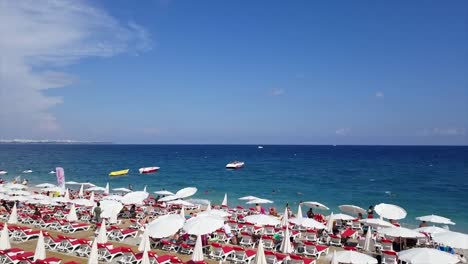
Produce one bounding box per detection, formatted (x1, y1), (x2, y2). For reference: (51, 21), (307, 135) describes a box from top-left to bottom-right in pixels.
(113, 187), (132, 193)
(143, 185), (147, 192)
(297, 204), (303, 218)
(53, 197), (70, 203)
(206, 202), (211, 211)
(89, 192), (95, 202)
(78, 184), (84, 197)
(359, 218), (394, 228)
(330, 250), (338, 264)
(167, 200), (194, 207)
(154, 190), (174, 196)
(104, 182), (109, 195)
(67, 203), (78, 222)
(246, 198), (273, 204)
(289, 217), (326, 229)
(0, 223), (11, 250)
(159, 195), (178, 202)
(8, 190), (31, 196)
(323, 250), (378, 264)
(301, 201), (329, 210)
(374, 203), (407, 220)
(326, 212), (335, 232)
(103, 195), (123, 202)
(87, 186), (106, 192)
(141, 249), (150, 264)
(82, 182), (96, 187)
(414, 226), (449, 235)
(221, 193), (228, 207)
(281, 207), (289, 227)
(122, 191), (149, 205)
(147, 214), (185, 238)
(97, 219), (108, 243)
(398, 248), (459, 264)
(339, 205), (366, 215)
(41, 186), (65, 193)
(239, 195), (259, 200)
(33, 231), (46, 261)
(378, 226), (425, 239)
(187, 199), (211, 206)
(5, 183), (27, 190)
(183, 215), (224, 235)
(328, 213), (355, 221)
(88, 239), (99, 264)
(8, 196), (29, 202)
(279, 226), (293, 253)
(254, 239), (267, 264)
(64, 189), (70, 200)
(65, 181), (80, 185)
(180, 206), (185, 218)
(138, 228), (151, 252)
(35, 183), (56, 188)
(198, 209), (230, 218)
(432, 231), (468, 249)
(100, 200), (123, 222)
(245, 214), (281, 226)
(416, 214), (455, 225)
(363, 228), (373, 252)
(71, 198), (95, 207)
(175, 187), (197, 199)
(7, 203), (18, 224)
(192, 235), (204, 262)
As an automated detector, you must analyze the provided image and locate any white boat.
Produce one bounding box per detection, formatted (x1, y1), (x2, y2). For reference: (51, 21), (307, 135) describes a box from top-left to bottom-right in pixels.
(258, 146), (263, 149)
(139, 166), (160, 174)
(226, 161), (245, 169)
(22, 169), (33, 173)
(49, 171), (56, 174)
(0, 170), (7, 175)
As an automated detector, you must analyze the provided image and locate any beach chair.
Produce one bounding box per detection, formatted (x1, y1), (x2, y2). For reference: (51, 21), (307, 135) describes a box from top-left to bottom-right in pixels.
(209, 242), (234, 261)
(239, 232), (254, 248)
(178, 243), (194, 255)
(304, 229), (318, 242)
(75, 242), (93, 257)
(34, 257), (62, 264)
(56, 237), (90, 253)
(264, 250), (277, 264)
(109, 228), (138, 241)
(62, 222), (91, 233)
(161, 240), (179, 252)
(382, 250), (398, 264)
(263, 225), (276, 236)
(98, 244), (127, 262)
(3, 251), (34, 264)
(215, 229), (230, 244)
(329, 234), (342, 247)
(228, 220), (241, 233)
(303, 241), (329, 259)
(0, 248), (25, 264)
(351, 220), (362, 230)
(288, 254), (316, 264)
(243, 222), (262, 235)
(43, 233), (67, 251)
(261, 236), (276, 251)
(341, 228), (357, 239)
(153, 255), (173, 264)
(116, 247), (144, 264)
(231, 246), (256, 264)
(11, 229), (41, 242)
(380, 239), (393, 251)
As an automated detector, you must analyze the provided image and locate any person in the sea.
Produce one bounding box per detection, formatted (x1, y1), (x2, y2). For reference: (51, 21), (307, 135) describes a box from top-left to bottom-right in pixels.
(419, 221), (428, 228)
(307, 208), (314, 218)
(21, 179), (29, 185)
(94, 202), (102, 223)
(367, 205), (374, 218)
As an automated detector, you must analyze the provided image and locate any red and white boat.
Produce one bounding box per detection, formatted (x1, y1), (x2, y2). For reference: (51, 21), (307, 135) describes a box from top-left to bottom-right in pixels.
(226, 161), (245, 169)
(139, 167), (160, 174)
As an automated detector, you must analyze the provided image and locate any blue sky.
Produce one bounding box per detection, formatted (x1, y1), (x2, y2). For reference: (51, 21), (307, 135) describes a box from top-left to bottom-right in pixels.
(0, 0), (467, 145)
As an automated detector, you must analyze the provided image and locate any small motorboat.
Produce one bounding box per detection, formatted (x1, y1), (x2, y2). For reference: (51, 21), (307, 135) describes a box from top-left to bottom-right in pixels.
(0, 170), (7, 175)
(22, 169), (33, 173)
(139, 167), (160, 174)
(109, 169), (129, 177)
(258, 146), (263, 149)
(226, 161), (245, 169)
(49, 170), (56, 174)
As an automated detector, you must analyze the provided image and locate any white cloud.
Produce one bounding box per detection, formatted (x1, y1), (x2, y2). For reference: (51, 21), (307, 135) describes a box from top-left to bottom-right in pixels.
(335, 128), (350, 136)
(269, 88), (285, 96)
(375, 91), (384, 98)
(0, 0), (151, 138)
(422, 128), (467, 136)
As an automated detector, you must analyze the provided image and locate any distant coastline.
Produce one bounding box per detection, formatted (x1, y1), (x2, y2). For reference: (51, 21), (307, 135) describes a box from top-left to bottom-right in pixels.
(0, 139), (112, 144)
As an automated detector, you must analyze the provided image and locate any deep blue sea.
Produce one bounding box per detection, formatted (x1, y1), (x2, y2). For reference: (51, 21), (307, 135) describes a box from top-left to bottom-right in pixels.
(0, 144), (467, 232)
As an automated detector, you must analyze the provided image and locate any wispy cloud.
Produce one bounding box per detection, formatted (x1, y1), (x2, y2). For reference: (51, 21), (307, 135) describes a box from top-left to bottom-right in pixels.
(335, 128), (351, 136)
(269, 88), (285, 96)
(421, 128), (467, 136)
(375, 91), (384, 98)
(0, 0), (151, 138)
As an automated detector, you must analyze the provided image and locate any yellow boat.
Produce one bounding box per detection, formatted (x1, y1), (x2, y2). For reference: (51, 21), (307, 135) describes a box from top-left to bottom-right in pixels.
(109, 169), (129, 176)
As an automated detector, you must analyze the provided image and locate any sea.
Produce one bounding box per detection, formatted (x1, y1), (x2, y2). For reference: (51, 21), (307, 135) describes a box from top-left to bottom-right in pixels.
(0, 144), (467, 232)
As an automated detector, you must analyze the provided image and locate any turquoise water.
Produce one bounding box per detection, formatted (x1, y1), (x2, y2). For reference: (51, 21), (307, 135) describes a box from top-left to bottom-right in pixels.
(0, 144), (467, 232)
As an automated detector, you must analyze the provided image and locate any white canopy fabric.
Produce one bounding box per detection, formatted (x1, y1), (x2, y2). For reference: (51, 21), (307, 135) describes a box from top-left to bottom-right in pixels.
(103, 195), (124, 202)
(141, 249), (150, 264)
(147, 214), (185, 238)
(175, 187), (197, 199)
(374, 203), (407, 220)
(88, 239), (99, 264)
(180, 206), (185, 218)
(64, 189), (70, 200)
(122, 191), (149, 205)
(359, 218), (394, 228)
(398, 248), (459, 264)
(239, 196), (260, 200)
(138, 228), (151, 252)
(297, 204), (303, 218)
(67, 203), (78, 222)
(244, 214), (281, 226)
(330, 250), (338, 264)
(363, 228), (373, 252)
(326, 212), (335, 232)
(432, 231), (468, 249)
(7, 203), (18, 224)
(100, 200), (123, 223)
(323, 250), (378, 264)
(87, 186), (106, 192)
(78, 184), (84, 197)
(5, 183), (27, 190)
(339, 205), (367, 215)
(183, 215), (224, 235)
(198, 209), (230, 218)
(8, 196), (29, 202)
(8, 190), (31, 196)
(289, 217), (327, 230)
(166, 200), (194, 207)
(279, 226), (293, 253)
(254, 239), (267, 264)
(154, 190), (174, 196)
(89, 192), (95, 202)
(33, 231), (46, 261)
(0, 223), (11, 250)
(104, 183), (109, 195)
(96, 219), (108, 243)
(35, 183), (56, 188)
(378, 226), (426, 238)
(416, 215), (455, 225)
(71, 199), (95, 207)
(65, 181), (80, 185)
(281, 207), (289, 227)
(221, 193), (228, 207)
(301, 201), (329, 210)
(158, 195), (178, 202)
(191, 235), (204, 262)
(113, 188), (132, 193)
(414, 226), (449, 235)
(246, 198), (273, 204)
(328, 213), (355, 221)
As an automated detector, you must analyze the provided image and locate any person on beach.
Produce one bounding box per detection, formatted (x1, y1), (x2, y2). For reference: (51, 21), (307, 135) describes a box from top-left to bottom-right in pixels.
(94, 202), (102, 223)
(307, 208), (314, 218)
(357, 212), (363, 220)
(33, 206), (41, 218)
(255, 203), (261, 213)
(130, 204), (136, 218)
(223, 221), (237, 244)
(419, 221), (428, 227)
(367, 205), (374, 218)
